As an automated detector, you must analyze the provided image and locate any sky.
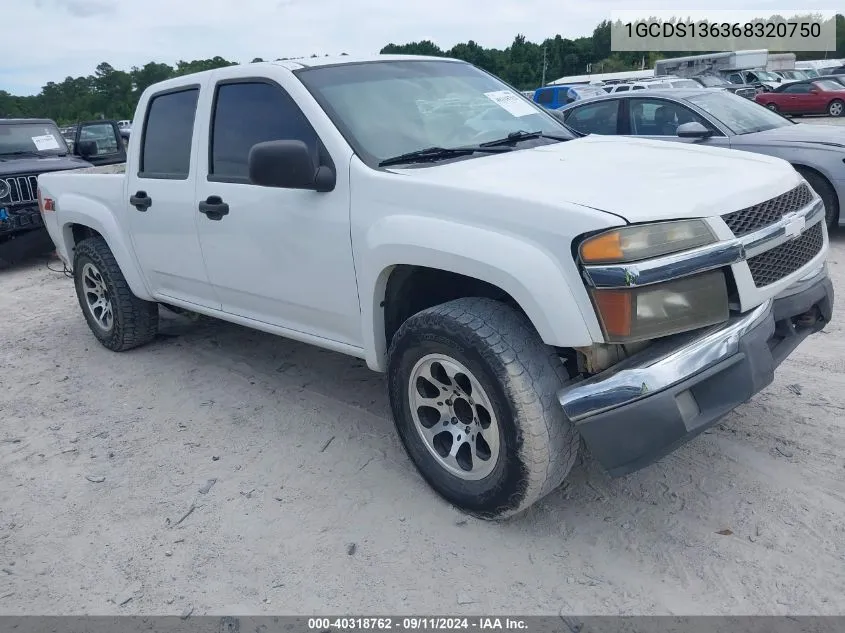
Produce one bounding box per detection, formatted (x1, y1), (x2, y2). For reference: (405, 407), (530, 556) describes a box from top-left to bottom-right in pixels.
(1, 0), (842, 95)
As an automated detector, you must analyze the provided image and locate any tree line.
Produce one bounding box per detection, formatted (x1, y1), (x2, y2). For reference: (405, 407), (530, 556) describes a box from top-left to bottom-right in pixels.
(2, 15), (843, 125)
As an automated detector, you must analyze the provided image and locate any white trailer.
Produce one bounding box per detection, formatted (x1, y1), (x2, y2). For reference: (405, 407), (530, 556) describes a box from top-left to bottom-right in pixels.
(766, 53), (796, 71)
(654, 50), (769, 77)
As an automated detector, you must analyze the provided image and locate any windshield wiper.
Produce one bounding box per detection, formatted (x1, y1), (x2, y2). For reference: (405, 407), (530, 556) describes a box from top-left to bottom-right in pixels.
(0, 150), (52, 158)
(378, 145), (511, 167)
(479, 130), (571, 147)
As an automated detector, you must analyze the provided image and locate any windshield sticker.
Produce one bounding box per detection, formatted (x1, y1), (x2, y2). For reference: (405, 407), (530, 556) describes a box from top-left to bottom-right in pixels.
(483, 91), (538, 117)
(32, 134), (61, 151)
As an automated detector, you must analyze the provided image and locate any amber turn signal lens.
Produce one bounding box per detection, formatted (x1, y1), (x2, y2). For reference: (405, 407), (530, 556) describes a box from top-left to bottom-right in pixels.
(580, 231), (623, 264)
(591, 289), (632, 338)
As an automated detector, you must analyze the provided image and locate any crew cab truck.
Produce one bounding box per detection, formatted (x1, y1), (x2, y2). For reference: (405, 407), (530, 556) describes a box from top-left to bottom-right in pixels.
(37, 56), (834, 519)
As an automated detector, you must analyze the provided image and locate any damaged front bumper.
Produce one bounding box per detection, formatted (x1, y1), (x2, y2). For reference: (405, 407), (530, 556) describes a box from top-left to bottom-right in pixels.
(557, 265), (834, 477)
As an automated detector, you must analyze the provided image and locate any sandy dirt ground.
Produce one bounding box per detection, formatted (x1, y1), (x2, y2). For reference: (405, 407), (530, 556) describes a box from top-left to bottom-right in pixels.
(2, 157), (845, 618)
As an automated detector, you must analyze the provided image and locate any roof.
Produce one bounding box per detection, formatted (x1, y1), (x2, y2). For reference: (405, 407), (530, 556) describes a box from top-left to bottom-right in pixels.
(137, 54), (467, 94)
(271, 54), (460, 70)
(557, 88), (718, 109)
(550, 69), (654, 85)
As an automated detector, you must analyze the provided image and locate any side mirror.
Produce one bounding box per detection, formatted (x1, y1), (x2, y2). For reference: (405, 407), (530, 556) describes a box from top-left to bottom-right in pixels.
(676, 121), (712, 139)
(248, 140), (335, 192)
(548, 109), (567, 122)
(76, 140), (98, 157)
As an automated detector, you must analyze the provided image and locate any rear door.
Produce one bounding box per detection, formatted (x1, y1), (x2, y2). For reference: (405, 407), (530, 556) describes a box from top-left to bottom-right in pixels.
(125, 83), (220, 309)
(561, 100), (621, 135)
(72, 120), (126, 166)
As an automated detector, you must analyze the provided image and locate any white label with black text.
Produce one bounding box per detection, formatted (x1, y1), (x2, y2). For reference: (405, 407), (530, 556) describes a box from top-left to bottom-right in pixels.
(483, 90), (537, 117)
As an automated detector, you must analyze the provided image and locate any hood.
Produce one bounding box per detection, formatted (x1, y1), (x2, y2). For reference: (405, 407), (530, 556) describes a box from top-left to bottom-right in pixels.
(0, 154), (92, 176)
(388, 135), (800, 224)
(736, 122), (845, 148)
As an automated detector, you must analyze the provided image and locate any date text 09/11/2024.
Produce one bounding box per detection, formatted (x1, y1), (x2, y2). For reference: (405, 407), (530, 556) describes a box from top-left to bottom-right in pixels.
(308, 617), (529, 631)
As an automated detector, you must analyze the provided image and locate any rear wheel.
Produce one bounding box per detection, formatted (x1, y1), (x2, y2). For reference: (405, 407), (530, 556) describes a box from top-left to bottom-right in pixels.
(796, 167), (839, 229)
(73, 236), (159, 351)
(387, 297), (579, 520)
(828, 99), (844, 117)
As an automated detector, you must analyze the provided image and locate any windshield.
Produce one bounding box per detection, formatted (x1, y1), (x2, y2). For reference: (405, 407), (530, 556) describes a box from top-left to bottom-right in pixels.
(754, 71), (780, 82)
(696, 75), (728, 87)
(780, 70), (806, 80)
(688, 91), (792, 134)
(0, 122), (68, 156)
(815, 80), (844, 91)
(296, 60), (574, 166)
(802, 69), (819, 78)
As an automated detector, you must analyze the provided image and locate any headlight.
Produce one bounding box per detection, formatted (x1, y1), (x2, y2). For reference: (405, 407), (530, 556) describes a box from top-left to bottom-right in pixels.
(579, 220), (716, 264)
(590, 271), (729, 343)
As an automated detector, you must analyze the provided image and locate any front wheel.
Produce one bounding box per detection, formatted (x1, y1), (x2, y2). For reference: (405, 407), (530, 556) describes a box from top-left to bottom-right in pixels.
(387, 297), (579, 520)
(828, 99), (844, 117)
(766, 103), (779, 112)
(73, 236), (159, 351)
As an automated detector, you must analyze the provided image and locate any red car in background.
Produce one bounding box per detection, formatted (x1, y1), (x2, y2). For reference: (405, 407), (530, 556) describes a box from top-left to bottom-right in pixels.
(755, 79), (845, 117)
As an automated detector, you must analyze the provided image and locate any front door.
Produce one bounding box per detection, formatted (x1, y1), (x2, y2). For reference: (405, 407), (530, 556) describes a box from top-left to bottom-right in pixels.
(126, 85), (220, 309)
(624, 97), (731, 148)
(193, 76), (361, 346)
(73, 120), (127, 166)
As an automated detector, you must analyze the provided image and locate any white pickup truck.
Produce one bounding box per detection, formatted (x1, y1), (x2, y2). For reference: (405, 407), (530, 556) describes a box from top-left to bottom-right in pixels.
(37, 55), (834, 519)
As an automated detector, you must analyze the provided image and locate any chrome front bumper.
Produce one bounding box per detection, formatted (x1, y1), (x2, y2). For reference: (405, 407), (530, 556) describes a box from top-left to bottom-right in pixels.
(557, 265), (833, 476)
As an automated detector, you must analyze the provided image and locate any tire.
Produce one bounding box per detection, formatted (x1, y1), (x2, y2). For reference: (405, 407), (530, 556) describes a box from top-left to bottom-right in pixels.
(796, 167), (839, 229)
(387, 297), (579, 520)
(765, 103), (778, 112)
(73, 236), (159, 351)
(828, 99), (844, 117)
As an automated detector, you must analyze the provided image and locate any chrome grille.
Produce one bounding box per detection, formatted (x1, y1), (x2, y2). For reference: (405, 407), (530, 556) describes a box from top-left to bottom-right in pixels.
(747, 222), (824, 287)
(0, 175), (39, 206)
(722, 184), (814, 237)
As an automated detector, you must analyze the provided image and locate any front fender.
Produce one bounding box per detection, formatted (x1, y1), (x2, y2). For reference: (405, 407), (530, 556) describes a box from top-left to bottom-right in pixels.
(360, 215), (600, 371)
(58, 193), (153, 301)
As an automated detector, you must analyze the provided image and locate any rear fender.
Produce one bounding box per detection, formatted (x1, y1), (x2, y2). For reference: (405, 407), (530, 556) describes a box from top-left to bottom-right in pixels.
(58, 193), (153, 300)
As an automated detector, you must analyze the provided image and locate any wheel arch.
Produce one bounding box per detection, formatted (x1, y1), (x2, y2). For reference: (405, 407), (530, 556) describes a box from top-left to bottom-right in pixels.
(359, 216), (597, 372)
(58, 195), (152, 300)
(792, 163), (840, 226)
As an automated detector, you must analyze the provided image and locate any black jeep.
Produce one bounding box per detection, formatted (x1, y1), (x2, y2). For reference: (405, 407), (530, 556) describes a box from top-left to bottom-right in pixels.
(1, 118), (125, 267)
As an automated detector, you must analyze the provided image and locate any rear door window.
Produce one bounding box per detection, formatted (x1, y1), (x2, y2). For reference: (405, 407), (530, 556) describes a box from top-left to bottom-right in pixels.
(139, 88), (199, 179)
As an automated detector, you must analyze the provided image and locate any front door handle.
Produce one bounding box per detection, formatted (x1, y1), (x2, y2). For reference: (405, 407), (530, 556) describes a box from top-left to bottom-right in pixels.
(130, 191), (152, 212)
(198, 195), (230, 221)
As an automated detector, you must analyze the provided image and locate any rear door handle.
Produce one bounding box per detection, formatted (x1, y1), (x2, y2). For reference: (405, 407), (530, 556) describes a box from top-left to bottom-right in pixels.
(130, 191), (152, 212)
(198, 195), (229, 221)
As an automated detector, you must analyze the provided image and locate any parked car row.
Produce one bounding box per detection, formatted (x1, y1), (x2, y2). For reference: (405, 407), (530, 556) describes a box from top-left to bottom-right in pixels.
(34, 55), (834, 519)
(534, 73), (761, 109)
